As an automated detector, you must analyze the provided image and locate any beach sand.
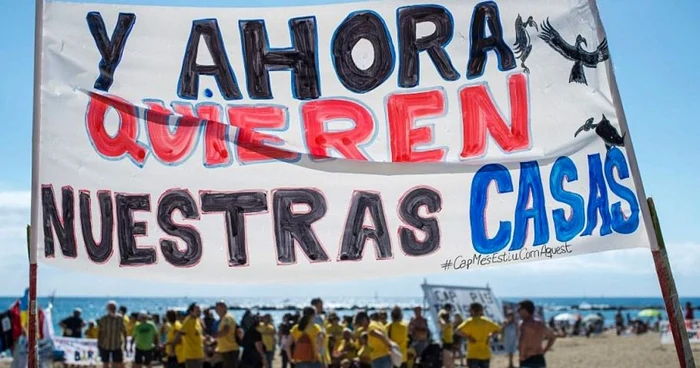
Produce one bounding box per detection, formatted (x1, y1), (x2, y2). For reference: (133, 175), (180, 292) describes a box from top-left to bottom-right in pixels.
(8, 331), (699, 368)
(481, 331), (700, 368)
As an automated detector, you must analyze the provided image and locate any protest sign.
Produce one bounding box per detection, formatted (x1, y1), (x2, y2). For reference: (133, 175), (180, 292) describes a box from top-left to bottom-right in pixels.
(422, 283), (506, 354)
(661, 321), (700, 345)
(52, 337), (135, 365)
(33, 0), (652, 282)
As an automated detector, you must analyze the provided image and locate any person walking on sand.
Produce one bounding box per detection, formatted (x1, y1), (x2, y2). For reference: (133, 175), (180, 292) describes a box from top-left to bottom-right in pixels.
(455, 303), (500, 368)
(98, 301), (128, 368)
(517, 300), (556, 368)
(501, 312), (518, 368)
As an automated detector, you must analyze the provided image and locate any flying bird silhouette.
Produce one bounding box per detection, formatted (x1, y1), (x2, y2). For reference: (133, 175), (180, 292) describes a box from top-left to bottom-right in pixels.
(538, 18), (609, 85)
(574, 114), (626, 151)
(513, 15), (538, 74)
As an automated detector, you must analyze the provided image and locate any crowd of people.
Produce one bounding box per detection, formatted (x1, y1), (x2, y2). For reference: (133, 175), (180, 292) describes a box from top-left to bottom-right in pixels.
(59, 298), (557, 368)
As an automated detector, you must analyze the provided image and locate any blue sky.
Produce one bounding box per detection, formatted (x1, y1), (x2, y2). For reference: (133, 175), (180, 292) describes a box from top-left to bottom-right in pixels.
(0, 0), (699, 298)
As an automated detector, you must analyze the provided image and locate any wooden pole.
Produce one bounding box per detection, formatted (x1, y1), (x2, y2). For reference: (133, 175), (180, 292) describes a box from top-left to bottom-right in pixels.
(648, 198), (696, 368)
(27, 225), (39, 368)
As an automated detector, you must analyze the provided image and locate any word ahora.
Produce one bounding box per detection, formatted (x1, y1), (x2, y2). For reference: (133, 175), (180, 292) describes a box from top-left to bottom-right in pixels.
(88, 2), (517, 99)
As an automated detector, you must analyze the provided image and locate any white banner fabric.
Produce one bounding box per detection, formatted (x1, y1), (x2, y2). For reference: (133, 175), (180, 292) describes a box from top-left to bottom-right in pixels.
(35, 0), (651, 283)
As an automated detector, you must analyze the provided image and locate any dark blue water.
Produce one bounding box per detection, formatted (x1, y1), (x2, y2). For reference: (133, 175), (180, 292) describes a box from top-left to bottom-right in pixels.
(7, 296), (699, 333)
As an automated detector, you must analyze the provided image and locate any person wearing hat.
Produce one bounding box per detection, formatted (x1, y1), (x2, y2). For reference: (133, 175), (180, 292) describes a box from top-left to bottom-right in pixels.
(60, 308), (86, 338)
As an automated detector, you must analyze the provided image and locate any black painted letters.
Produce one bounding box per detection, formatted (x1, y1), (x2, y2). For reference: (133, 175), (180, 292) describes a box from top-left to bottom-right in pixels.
(398, 188), (442, 256)
(86, 12), (136, 93)
(467, 2), (516, 79)
(332, 12), (394, 93)
(115, 193), (156, 266)
(42, 185), (77, 258)
(240, 17), (320, 100)
(201, 191), (268, 266)
(157, 190), (203, 267)
(178, 19), (242, 100)
(272, 189), (329, 264)
(339, 191), (392, 261)
(79, 190), (114, 263)
(397, 5), (460, 88)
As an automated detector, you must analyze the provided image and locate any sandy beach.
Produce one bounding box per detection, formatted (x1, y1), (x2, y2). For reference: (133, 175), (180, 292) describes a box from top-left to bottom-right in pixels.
(12, 331), (695, 368)
(266, 331), (697, 368)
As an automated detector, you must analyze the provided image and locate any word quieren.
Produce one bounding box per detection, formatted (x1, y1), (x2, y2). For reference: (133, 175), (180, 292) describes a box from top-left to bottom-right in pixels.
(86, 73), (529, 167)
(451, 242), (573, 270)
(41, 149), (639, 268)
(88, 2), (516, 99)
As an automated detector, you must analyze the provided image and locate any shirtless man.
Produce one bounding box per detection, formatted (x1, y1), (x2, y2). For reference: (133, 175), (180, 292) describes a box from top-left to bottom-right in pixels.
(518, 300), (555, 368)
(408, 307), (430, 358)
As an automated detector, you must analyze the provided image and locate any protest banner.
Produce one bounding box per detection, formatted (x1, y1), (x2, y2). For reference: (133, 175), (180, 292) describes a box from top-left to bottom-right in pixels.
(31, 0), (654, 283)
(422, 283), (506, 354)
(52, 337), (135, 366)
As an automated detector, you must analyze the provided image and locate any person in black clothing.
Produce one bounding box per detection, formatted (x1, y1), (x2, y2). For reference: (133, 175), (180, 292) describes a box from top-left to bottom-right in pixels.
(59, 308), (86, 338)
(240, 315), (267, 368)
(203, 308), (216, 336)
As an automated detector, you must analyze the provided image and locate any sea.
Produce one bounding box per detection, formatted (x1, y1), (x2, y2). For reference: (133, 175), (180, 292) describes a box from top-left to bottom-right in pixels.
(5, 296), (700, 333)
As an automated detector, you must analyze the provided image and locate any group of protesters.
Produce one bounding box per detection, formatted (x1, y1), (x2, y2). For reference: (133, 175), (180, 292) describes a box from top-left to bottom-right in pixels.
(75, 298), (555, 368)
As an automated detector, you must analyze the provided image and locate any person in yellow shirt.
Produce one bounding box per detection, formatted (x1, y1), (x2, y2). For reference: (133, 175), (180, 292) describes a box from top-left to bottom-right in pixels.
(285, 307), (325, 368)
(334, 329), (357, 362)
(165, 310), (184, 368)
(387, 307), (408, 368)
(213, 302), (239, 368)
(356, 332), (372, 368)
(456, 303), (501, 368)
(354, 311), (392, 368)
(439, 310), (455, 368)
(325, 313), (343, 352)
(174, 303), (204, 368)
(85, 320), (99, 339)
(257, 314), (276, 368)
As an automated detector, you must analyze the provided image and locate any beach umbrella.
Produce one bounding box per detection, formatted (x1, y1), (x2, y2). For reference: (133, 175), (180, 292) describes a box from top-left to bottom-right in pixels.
(583, 314), (603, 323)
(638, 309), (661, 318)
(554, 313), (578, 322)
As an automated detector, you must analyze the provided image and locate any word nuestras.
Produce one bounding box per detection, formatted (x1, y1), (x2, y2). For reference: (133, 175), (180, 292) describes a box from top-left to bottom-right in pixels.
(41, 186), (442, 268)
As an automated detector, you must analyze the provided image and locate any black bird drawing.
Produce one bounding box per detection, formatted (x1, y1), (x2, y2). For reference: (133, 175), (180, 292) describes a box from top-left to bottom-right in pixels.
(513, 15), (538, 74)
(574, 114), (626, 151)
(538, 18), (609, 85)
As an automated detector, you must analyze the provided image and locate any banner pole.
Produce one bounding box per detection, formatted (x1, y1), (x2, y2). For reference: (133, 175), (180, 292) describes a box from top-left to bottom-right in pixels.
(27, 226), (39, 368)
(647, 198), (696, 368)
(588, 2), (693, 365)
(29, 0), (45, 365)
